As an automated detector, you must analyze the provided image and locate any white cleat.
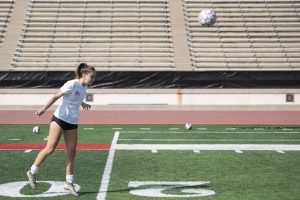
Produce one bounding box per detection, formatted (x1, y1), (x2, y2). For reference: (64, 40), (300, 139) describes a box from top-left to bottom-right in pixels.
(26, 170), (37, 189)
(64, 182), (79, 197)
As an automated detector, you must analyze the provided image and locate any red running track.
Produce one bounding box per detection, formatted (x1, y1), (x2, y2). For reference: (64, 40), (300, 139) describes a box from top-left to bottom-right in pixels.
(0, 110), (299, 125)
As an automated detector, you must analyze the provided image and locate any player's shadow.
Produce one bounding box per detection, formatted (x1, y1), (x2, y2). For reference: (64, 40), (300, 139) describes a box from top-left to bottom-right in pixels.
(78, 188), (131, 196)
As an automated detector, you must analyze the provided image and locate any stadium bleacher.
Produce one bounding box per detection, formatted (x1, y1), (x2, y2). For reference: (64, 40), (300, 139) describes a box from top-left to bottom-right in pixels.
(0, 0), (14, 47)
(0, 0), (297, 71)
(12, 0), (175, 70)
(0, 0), (299, 110)
(183, 0), (300, 70)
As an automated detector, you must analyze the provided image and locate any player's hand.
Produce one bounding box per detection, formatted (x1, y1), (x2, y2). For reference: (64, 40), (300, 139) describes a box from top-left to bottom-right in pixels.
(82, 102), (91, 111)
(35, 109), (45, 117)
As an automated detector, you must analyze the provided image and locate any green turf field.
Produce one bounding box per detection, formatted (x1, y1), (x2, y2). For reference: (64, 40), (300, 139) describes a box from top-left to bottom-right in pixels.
(0, 125), (300, 200)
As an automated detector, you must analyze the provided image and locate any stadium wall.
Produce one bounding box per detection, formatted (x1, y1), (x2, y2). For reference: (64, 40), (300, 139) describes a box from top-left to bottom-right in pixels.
(0, 88), (299, 109)
(0, 71), (299, 109)
(1, 71), (300, 88)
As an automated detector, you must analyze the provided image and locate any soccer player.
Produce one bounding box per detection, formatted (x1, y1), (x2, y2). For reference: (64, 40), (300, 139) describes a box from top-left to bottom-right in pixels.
(27, 63), (96, 196)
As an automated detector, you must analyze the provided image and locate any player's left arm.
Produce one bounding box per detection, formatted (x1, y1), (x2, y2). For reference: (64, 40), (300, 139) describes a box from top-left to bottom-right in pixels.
(81, 102), (91, 111)
(36, 90), (65, 117)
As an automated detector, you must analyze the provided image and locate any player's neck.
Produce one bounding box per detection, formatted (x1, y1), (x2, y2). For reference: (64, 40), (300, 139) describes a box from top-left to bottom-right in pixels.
(78, 78), (87, 86)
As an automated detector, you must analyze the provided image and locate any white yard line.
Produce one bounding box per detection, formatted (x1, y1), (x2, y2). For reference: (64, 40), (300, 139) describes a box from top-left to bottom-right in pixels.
(118, 139), (300, 142)
(97, 131), (119, 200)
(225, 128), (237, 131)
(235, 150), (243, 154)
(115, 144), (300, 151)
(120, 131), (300, 134)
(8, 139), (21, 141)
(283, 128), (293, 131)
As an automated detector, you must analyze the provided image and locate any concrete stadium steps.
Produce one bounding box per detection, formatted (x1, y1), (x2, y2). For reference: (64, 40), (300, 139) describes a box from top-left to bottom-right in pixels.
(12, 0), (175, 70)
(183, 0), (300, 70)
(0, 0), (14, 47)
(2, 0), (300, 71)
(17, 43), (173, 48)
(12, 62), (175, 71)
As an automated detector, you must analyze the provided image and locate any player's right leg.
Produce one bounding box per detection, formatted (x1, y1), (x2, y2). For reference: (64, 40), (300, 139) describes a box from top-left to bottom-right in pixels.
(27, 121), (62, 189)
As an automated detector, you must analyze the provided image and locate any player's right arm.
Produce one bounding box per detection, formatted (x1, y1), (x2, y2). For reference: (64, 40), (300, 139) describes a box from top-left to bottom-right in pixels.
(35, 90), (65, 117)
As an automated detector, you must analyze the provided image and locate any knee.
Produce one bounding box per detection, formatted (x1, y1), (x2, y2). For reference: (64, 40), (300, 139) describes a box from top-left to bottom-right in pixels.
(67, 146), (77, 155)
(44, 146), (55, 155)
(68, 146), (76, 154)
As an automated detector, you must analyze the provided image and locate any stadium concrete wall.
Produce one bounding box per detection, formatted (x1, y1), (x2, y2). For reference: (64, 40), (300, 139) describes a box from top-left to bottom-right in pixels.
(0, 89), (299, 108)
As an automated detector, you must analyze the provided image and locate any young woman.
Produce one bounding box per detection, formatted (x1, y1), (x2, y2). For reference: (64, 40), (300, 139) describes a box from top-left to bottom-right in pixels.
(27, 63), (96, 196)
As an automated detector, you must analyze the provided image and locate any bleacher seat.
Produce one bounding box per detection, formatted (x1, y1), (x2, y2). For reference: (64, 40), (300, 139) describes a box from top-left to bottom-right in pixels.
(182, 0), (300, 70)
(0, 0), (14, 47)
(12, 0), (175, 70)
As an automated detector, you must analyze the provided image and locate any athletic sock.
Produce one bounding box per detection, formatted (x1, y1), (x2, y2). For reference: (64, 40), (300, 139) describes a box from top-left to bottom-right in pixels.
(30, 164), (39, 175)
(66, 175), (74, 184)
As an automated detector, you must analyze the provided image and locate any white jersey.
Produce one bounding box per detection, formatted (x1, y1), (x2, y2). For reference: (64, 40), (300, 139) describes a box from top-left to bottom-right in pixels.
(54, 79), (87, 125)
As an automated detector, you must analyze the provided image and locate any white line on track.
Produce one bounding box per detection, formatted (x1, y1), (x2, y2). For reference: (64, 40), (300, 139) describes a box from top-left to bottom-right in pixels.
(97, 131), (119, 200)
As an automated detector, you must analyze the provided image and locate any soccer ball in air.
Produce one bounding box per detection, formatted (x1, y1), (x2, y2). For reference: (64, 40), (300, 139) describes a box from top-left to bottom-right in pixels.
(33, 126), (40, 134)
(185, 123), (192, 130)
(198, 9), (217, 26)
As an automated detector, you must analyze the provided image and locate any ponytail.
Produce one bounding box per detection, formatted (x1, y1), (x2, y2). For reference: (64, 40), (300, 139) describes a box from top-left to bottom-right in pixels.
(75, 63), (95, 78)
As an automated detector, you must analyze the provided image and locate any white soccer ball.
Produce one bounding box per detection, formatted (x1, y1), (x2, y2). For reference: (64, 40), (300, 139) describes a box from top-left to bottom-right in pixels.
(33, 126), (40, 134)
(185, 123), (192, 130)
(198, 9), (217, 26)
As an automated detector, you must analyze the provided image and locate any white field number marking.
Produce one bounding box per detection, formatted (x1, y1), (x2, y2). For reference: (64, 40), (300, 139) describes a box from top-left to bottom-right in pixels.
(128, 181), (215, 198)
(0, 181), (80, 197)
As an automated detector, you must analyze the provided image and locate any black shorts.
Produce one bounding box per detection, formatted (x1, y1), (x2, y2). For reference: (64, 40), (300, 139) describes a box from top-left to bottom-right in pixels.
(51, 115), (78, 130)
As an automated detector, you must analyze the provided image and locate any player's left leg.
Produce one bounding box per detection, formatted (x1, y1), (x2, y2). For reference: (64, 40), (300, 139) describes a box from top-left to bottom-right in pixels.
(63, 129), (78, 196)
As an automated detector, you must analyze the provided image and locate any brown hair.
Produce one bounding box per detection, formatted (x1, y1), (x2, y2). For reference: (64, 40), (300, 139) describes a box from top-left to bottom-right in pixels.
(75, 63), (95, 78)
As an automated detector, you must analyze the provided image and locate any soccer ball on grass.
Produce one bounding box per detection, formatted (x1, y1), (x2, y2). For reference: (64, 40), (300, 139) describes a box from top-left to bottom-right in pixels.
(185, 123), (192, 130)
(33, 126), (40, 134)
